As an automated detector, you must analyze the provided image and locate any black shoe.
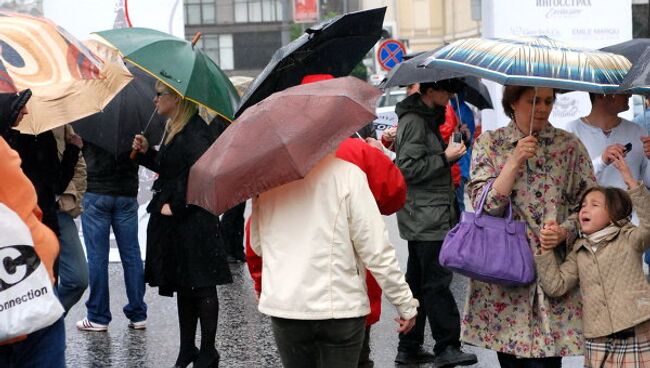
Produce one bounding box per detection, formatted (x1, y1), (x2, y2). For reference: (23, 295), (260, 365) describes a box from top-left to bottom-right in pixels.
(194, 349), (219, 368)
(433, 346), (477, 367)
(174, 346), (199, 368)
(395, 347), (436, 365)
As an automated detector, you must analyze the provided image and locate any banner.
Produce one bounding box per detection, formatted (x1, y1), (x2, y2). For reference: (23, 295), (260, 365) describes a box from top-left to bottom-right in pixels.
(43, 0), (185, 40)
(293, 0), (319, 23)
(480, 0), (632, 131)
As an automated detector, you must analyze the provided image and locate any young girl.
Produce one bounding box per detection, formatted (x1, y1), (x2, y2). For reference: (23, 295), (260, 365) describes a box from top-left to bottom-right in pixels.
(535, 156), (650, 368)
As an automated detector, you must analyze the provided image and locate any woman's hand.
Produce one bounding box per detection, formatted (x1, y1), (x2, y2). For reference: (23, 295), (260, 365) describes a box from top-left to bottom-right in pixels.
(132, 134), (149, 154)
(611, 155), (638, 189)
(161, 203), (173, 216)
(539, 219), (567, 253)
(510, 135), (538, 166)
(395, 316), (416, 334)
(65, 132), (83, 149)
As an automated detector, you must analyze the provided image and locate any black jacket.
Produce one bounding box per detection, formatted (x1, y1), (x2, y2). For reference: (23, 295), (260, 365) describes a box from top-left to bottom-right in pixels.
(137, 114), (232, 295)
(3, 130), (79, 235)
(82, 141), (139, 197)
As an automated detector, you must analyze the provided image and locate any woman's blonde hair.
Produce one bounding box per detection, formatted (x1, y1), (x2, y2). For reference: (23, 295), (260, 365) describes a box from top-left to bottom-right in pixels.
(157, 81), (198, 144)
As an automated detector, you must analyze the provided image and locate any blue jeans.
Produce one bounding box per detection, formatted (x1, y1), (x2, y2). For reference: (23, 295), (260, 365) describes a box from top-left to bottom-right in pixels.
(57, 212), (89, 312)
(0, 317), (66, 367)
(81, 193), (147, 325)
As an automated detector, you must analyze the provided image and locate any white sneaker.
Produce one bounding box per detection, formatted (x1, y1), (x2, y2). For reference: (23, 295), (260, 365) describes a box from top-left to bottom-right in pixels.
(76, 318), (108, 332)
(128, 320), (146, 330)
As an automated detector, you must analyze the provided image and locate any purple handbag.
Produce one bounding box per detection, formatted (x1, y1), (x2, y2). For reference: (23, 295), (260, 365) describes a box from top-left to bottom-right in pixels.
(439, 180), (535, 286)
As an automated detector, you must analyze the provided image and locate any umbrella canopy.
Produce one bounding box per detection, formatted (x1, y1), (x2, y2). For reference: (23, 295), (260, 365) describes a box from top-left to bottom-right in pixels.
(382, 49), (464, 88)
(71, 63), (166, 155)
(0, 11), (132, 135)
(229, 75), (254, 97)
(422, 36), (631, 93)
(600, 38), (650, 64)
(381, 50), (493, 110)
(95, 27), (240, 121)
(617, 47), (650, 94)
(235, 7), (386, 117)
(187, 76), (381, 216)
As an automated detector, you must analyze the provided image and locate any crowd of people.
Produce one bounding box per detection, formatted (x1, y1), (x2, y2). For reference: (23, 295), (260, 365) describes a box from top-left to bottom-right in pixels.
(2, 71), (650, 368)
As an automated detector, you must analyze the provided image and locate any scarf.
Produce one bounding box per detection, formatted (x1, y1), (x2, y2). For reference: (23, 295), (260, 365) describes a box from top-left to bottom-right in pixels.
(584, 223), (622, 251)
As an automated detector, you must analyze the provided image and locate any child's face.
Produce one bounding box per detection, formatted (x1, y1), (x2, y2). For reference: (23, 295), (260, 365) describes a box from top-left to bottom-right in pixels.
(579, 191), (610, 235)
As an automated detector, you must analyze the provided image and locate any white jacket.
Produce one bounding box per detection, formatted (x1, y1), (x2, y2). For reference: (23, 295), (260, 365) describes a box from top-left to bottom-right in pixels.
(250, 154), (418, 321)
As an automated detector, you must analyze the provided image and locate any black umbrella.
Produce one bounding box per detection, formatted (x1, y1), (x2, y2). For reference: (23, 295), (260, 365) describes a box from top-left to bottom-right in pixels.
(600, 38), (650, 64)
(72, 63), (166, 155)
(235, 7), (386, 117)
(381, 50), (493, 110)
(617, 47), (650, 94)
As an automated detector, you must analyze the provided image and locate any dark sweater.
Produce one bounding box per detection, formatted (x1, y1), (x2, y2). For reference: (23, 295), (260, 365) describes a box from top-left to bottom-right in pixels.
(82, 141), (139, 197)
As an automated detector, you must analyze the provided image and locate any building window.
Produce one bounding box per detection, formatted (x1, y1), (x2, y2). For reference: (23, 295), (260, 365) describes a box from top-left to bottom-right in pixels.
(194, 34), (234, 71)
(234, 0), (283, 23)
(185, 0), (216, 25)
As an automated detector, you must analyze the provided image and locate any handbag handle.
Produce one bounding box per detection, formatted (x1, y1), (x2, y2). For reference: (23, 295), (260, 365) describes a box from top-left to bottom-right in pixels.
(475, 179), (514, 222)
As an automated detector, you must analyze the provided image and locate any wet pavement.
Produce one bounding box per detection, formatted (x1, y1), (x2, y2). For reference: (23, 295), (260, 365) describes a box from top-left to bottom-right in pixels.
(64, 214), (584, 367)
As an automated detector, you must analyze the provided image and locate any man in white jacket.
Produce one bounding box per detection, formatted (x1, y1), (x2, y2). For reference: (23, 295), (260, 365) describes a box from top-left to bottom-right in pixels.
(249, 153), (418, 368)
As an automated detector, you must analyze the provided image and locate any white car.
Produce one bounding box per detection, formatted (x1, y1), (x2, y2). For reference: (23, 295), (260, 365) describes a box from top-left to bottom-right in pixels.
(374, 88), (406, 134)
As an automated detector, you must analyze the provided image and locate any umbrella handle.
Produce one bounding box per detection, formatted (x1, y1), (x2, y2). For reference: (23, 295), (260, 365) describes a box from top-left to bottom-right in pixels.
(191, 32), (202, 47)
(130, 130), (145, 161)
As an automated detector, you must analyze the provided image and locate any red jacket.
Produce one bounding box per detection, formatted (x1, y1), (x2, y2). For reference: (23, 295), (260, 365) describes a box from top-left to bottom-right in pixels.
(245, 138), (407, 326)
(439, 104), (461, 188)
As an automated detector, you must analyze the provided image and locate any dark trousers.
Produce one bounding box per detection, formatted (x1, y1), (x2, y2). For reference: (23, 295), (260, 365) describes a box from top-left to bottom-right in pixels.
(358, 326), (373, 368)
(271, 317), (366, 368)
(497, 352), (562, 368)
(221, 202), (245, 260)
(398, 240), (461, 354)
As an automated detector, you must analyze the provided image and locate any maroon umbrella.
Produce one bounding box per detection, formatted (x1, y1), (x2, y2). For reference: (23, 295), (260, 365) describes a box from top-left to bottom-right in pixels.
(187, 76), (381, 215)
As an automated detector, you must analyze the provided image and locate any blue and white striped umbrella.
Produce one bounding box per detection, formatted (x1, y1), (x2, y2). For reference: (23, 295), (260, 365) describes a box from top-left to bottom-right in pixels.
(421, 36), (631, 93)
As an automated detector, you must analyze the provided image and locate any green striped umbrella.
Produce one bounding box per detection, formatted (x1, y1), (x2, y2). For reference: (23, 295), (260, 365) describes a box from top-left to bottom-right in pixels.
(95, 27), (239, 121)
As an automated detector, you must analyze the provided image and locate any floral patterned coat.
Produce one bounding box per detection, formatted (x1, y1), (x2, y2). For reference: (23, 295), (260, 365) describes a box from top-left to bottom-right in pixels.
(464, 121), (597, 358)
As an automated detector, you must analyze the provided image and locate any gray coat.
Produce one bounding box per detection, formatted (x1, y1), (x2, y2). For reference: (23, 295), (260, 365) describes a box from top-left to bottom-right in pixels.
(394, 94), (457, 241)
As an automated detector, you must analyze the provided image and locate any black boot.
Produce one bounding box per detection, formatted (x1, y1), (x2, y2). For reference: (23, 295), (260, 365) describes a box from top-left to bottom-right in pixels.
(194, 349), (219, 368)
(434, 346), (478, 367)
(173, 346), (199, 368)
(395, 347), (436, 365)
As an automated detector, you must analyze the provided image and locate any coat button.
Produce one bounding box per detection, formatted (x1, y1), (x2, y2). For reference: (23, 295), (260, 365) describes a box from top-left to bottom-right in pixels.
(535, 191), (542, 198)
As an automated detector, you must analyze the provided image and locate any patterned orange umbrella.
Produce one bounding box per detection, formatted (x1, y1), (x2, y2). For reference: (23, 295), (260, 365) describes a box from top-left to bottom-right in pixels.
(0, 11), (131, 134)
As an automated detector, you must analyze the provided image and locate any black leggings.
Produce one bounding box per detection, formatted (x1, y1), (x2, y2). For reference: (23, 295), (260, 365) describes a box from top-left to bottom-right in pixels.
(497, 352), (562, 368)
(176, 287), (220, 368)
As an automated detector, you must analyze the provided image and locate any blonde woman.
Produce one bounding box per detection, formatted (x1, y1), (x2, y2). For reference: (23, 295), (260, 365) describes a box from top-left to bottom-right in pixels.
(132, 82), (232, 368)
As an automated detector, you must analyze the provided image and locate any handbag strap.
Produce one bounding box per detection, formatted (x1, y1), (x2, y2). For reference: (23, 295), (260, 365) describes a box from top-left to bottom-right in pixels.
(475, 179), (514, 221)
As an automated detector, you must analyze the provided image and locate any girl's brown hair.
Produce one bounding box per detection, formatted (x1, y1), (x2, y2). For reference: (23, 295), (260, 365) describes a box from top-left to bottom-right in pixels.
(580, 186), (633, 227)
(501, 85), (557, 119)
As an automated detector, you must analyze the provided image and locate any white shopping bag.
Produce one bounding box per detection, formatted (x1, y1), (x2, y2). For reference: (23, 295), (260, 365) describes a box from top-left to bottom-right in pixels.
(0, 203), (64, 341)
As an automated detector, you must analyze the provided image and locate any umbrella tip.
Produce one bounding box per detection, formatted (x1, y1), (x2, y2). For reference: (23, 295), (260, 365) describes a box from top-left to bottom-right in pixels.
(191, 32), (202, 48)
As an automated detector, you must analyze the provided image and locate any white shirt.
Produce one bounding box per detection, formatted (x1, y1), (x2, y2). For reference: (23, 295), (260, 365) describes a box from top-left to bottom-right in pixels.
(564, 118), (650, 189)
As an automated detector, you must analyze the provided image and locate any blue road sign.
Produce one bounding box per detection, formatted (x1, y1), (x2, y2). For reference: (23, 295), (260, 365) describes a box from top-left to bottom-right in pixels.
(377, 39), (406, 71)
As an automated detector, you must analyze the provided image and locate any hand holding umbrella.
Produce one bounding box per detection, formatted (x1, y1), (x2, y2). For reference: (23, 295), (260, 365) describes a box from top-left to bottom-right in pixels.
(129, 109), (159, 160)
(132, 134), (149, 155)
